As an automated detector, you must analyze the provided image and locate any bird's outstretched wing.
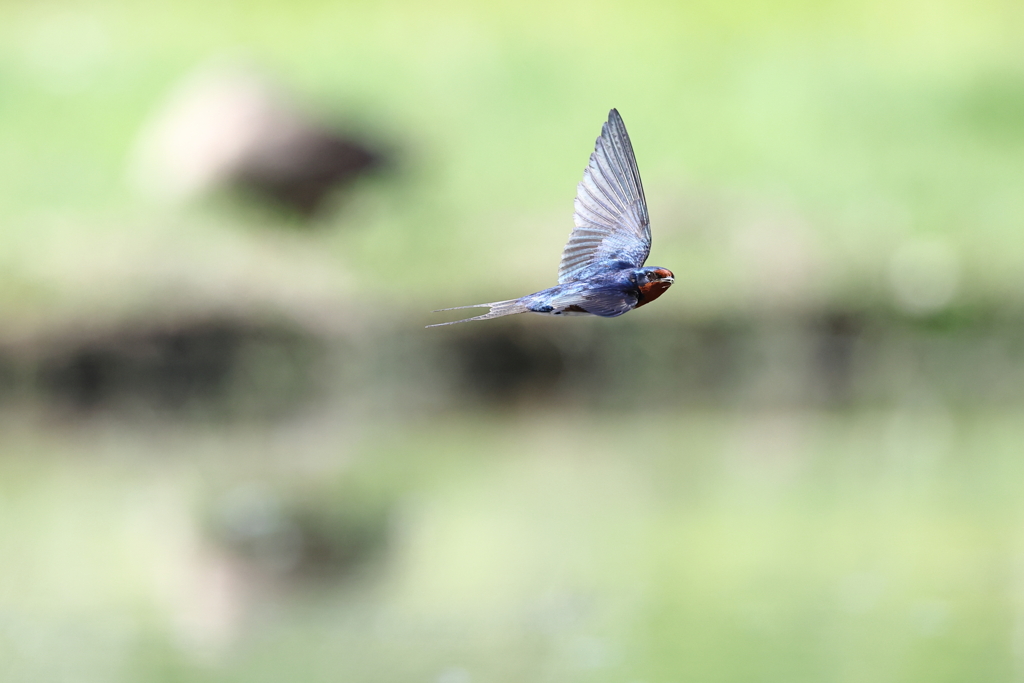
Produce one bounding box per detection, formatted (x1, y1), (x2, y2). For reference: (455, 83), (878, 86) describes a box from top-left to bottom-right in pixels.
(558, 109), (651, 284)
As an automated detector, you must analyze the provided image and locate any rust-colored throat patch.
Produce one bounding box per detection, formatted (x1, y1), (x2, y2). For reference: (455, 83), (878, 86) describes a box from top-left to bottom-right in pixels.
(636, 268), (674, 308)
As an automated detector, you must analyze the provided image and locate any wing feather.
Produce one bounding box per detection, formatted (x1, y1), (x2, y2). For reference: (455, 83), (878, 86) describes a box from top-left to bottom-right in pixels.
(558, 109), (651, 283)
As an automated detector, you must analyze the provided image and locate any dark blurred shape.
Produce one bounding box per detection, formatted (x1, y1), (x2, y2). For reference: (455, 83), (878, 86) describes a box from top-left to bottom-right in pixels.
(7, 310), (1024, 418)
(34, 316), (321, 417)
(283, 503), (389, 579)
(210, 482), (389, 581)
(690, 320), (747, 400)
(451, 325), (566, 403)
(130, 61), (385, 219)
(0, 352), (17, 405)
(428, 309), (1024, 410)
(814, 312), (865, 406)
(235, 128), (380, 218)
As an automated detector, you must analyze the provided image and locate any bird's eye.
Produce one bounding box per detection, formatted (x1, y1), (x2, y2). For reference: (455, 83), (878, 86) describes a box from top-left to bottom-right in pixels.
(647, 271), (657, 281)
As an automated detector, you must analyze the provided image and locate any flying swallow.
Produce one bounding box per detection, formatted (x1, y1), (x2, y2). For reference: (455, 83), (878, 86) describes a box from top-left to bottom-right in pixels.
(428, 109), (673, 327)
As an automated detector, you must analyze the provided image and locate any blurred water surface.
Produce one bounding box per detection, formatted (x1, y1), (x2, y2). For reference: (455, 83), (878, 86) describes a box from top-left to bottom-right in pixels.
(1, 0), (1023, 681)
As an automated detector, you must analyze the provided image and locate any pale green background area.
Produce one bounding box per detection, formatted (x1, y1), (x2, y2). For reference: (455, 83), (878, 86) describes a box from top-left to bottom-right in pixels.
(1, 0), (1024, 681)
(3, 411), (1024, 682)
(1, 0), (1023, 323)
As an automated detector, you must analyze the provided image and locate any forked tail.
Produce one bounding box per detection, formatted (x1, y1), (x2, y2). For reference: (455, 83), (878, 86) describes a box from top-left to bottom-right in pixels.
(426, 298), (529, 327)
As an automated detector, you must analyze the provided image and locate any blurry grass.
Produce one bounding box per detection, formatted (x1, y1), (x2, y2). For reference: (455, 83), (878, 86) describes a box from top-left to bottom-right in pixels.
(0, 0), (1023, 326)
(3, 407), (1024, 682)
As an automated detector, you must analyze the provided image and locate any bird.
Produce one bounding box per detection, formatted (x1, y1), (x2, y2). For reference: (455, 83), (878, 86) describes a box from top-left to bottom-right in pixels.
(428, 109), (673, 328)
(130, 62), (385, 220)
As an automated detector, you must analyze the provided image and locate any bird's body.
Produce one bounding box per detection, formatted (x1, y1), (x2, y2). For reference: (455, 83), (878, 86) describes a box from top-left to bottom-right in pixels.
(429, 109), (672, 327)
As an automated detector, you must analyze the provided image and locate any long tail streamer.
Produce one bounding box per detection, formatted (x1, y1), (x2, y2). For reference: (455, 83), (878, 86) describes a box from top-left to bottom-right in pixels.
(426, 299), (528, 327)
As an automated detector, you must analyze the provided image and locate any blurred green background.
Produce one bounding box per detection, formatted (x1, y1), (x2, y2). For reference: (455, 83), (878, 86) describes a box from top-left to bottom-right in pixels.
(2, 0), (1024, 681)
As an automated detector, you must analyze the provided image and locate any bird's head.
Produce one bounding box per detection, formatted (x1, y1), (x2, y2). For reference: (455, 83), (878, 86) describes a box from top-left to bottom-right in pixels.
(634, 267), (675, 308)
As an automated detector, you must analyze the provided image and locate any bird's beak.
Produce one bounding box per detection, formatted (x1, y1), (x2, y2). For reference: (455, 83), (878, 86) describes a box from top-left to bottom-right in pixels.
(661, 276), (674, 284)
